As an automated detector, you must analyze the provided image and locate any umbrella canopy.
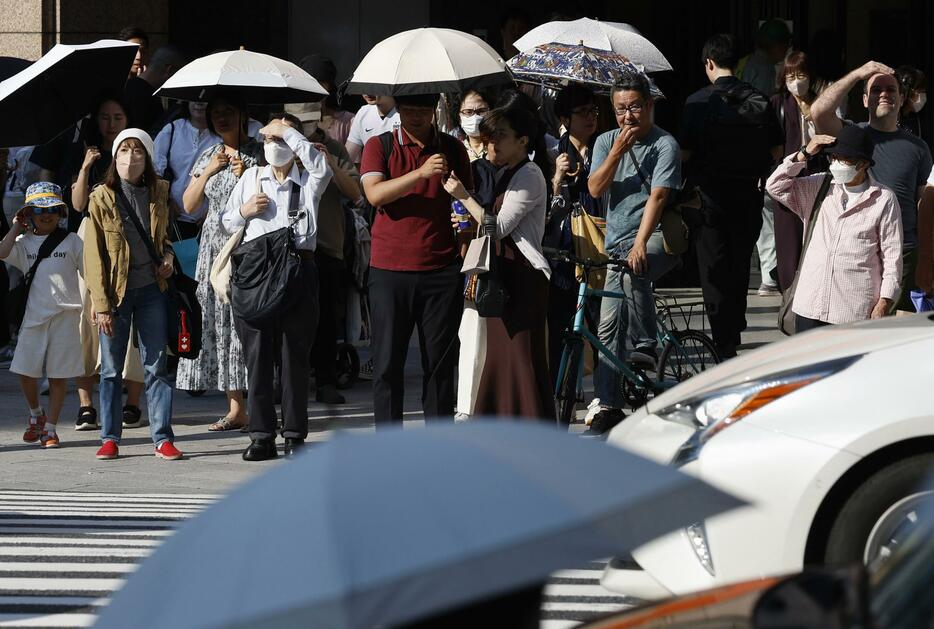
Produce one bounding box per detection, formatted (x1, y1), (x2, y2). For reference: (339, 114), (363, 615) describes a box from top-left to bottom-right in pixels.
(508, 43), (665, 98)
(157, 48), (328, 104)
(514, 18), (673, 72)
(346, 27), (510, 96)
(95, 422), (743, 629)
(0, 40), (137, 148)
(0, 57), (31, 82)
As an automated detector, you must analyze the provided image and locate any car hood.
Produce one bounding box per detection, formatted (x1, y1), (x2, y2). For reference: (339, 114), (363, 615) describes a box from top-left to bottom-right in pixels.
(647, 313), (934, 413)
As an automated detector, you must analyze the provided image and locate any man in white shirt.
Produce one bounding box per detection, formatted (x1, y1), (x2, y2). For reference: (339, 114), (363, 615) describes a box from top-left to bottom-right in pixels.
(222, 115), (332, 461)
(345, 96), (399, 164)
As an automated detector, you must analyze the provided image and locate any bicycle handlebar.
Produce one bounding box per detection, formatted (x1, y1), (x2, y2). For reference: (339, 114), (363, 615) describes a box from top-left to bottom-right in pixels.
(542, 247), (631, 271)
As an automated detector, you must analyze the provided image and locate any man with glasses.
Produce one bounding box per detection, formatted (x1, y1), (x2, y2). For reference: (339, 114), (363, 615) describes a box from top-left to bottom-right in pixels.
(585, 74), (682, 436)
(811, 60), (933, 315)
(680, 34), (784, 359)
(360, 94), (473, 427)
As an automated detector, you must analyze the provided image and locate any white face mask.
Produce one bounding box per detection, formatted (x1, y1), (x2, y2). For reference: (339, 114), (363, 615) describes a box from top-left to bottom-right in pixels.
(460, 114), (484, 138)
(786, 78), (810, 98)
(264, 140), (293, 167)
(116, 151), (146, 182)
(912, 93), (927, 113)
(829, 160), (860, 185)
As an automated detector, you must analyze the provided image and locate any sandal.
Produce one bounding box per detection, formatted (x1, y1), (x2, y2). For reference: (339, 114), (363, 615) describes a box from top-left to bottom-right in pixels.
(208, 417), (247, 432)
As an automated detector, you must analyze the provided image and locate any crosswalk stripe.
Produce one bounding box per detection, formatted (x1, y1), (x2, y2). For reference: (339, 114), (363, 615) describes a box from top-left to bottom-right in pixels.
(0, 492), (634, 627)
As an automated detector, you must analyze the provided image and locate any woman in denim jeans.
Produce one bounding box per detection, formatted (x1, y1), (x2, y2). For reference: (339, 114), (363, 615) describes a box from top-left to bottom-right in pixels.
(83, 129), (181, 461)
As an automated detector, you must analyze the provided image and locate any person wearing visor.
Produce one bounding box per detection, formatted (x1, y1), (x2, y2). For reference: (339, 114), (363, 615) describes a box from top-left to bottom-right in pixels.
(0, 182), (84, 449)
(766, 124), (903, 332)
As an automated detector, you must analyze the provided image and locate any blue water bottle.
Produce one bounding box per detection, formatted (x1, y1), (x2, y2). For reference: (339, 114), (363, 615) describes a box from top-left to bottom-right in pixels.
(452, 200), (471, 232)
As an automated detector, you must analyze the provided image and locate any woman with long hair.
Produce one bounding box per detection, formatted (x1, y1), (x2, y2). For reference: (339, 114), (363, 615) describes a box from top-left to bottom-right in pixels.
(176, 93), (261, 432)
(444, 105), (554, 421)
(83, 129), (181, 460)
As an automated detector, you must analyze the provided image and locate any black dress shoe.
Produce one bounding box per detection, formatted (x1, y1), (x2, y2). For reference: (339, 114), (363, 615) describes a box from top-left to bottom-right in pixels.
(283, 438), (305, 457)
(242, 439), (278, 461)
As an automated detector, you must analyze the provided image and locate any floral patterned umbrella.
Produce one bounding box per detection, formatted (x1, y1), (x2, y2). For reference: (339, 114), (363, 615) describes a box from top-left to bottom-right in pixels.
(507, 42), (664, 99)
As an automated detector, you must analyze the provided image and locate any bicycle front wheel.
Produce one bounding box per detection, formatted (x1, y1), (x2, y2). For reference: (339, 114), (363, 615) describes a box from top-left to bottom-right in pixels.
(555, 340), (583, 429)
(657, 330), (720, 388)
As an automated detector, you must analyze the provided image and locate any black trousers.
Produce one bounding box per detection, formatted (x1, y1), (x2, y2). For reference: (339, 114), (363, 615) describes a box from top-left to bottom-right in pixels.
(235, 258), (319, 441)
(695, 182), (765, 356)
(795, 314), (830, 333)
(368, 261), (462, 426)
(310, 253), (343, 388)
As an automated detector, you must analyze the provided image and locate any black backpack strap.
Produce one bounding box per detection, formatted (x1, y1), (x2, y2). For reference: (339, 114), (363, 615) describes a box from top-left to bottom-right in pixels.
(378, 131), (395, 173)
(22, 227), (69, 304)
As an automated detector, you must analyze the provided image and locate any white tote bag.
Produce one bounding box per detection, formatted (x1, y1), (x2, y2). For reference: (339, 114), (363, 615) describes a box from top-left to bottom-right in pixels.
(455, 302), (487, 417)
(460, 234), (491, 276)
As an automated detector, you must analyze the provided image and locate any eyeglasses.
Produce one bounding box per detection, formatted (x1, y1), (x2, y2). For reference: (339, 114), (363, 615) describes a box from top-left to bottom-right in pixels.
(459, 107), (489, 117)
(613, 103), (644, 116)
(571, 105), (599, 118)
(785, 72), (809, 81)
(29, 206), (63, 215)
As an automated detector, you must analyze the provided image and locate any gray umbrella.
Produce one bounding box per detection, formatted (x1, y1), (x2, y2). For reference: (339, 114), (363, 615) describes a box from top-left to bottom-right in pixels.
(94, 422), (744, 629)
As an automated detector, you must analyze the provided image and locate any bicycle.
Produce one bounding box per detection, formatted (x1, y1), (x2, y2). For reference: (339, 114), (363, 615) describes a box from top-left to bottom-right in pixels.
(545, 247), (721, 427)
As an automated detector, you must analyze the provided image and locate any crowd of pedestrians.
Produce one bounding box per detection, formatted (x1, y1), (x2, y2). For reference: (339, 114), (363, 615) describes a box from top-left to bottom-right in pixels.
(2, 18), (933, 456)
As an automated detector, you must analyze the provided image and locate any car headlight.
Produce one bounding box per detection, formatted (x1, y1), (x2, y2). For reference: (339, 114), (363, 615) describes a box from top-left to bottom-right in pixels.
(659, 355), (862, 466)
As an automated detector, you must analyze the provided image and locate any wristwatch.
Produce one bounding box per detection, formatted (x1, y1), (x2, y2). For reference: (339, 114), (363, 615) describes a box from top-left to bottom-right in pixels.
(798, 144), (811, 161)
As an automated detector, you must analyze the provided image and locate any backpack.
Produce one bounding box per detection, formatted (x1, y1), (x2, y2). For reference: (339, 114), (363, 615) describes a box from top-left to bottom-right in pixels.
(702, 82), (775, 180)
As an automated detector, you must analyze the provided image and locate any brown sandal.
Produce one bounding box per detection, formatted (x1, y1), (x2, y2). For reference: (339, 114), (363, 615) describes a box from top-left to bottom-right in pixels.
(208, 417), (246, 432)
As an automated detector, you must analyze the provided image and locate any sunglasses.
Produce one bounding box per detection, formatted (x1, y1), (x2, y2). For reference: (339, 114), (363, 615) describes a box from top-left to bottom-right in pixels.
(29, 206), (63, 215)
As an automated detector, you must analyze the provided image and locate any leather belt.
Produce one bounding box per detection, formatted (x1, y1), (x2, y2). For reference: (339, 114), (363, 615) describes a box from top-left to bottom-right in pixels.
(297, 250), (315, 260)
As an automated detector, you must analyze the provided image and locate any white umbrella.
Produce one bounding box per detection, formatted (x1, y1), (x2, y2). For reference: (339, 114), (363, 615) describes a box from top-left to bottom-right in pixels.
(346, 27), (510, 96)
(157, 48), (328, 104)
(514, 18), (673, 72)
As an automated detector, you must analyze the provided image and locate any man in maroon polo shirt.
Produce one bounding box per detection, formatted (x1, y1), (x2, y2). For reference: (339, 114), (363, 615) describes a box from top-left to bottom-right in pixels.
(360, 93), (473, 426)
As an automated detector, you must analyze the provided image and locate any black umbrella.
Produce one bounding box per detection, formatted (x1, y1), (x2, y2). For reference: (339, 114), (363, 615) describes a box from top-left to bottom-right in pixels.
(0, 57), (31, 82)
(0, 40), (137, 147)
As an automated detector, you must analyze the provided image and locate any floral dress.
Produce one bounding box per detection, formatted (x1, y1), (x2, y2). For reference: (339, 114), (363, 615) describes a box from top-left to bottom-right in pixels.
(176, 142), (260, 391)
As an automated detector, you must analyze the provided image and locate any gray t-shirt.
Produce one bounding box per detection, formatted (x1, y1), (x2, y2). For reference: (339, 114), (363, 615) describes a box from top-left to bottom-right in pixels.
(591, 125), (682, 254)
(857, 122), (933, 248)
(119, 179), (156, 290)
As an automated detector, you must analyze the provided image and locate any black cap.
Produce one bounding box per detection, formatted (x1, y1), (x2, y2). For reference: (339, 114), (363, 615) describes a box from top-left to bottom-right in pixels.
(827, 124), (875, 166)
(298, 54), (337, 85)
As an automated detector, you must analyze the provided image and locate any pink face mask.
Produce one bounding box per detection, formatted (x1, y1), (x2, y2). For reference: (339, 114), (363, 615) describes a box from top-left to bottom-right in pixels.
(116, 151), (145, 182)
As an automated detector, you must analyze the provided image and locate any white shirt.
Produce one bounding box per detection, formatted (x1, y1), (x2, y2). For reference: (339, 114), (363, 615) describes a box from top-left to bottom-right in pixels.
(345, 104), (400, 161)
(928, 164), (934, 186)
(153, 119), (221, 222)
(222, 126), (332, 251)
(493, 162), (551, 279)
(5, 232), (83, 328)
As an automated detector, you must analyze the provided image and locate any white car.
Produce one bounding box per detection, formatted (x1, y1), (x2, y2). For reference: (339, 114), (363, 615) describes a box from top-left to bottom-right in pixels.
(602, 313), (934, 600)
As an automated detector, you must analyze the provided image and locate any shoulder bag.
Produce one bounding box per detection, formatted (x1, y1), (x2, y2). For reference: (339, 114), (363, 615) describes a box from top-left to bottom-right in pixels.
(229, 177), (306, 324)
(629, 149), (689, 256)
(778, 174), (833, 335)
(117, 187), (202, 359)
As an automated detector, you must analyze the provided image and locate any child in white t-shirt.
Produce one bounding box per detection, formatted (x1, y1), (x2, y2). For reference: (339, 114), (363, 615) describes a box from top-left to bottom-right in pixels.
(0, 182), (83, 448)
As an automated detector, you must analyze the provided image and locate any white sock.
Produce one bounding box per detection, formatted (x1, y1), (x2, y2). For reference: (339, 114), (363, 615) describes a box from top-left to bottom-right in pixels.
(29, 407), (44, 421)
(44, 424), (57, 435)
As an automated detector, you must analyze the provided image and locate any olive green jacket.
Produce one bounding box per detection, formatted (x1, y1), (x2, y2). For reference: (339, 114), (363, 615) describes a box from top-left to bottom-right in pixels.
(83, 179), (172, 313)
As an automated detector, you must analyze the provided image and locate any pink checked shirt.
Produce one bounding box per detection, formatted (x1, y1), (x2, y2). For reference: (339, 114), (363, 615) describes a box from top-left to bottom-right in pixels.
(766, 156), (903, 324)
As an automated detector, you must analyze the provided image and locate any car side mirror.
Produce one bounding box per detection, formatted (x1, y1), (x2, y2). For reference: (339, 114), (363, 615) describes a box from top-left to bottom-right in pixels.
(753, 566), (872, 629)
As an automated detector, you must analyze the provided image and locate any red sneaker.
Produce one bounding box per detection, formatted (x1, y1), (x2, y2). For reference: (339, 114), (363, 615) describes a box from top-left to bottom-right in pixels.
(41, 431), (60, 448)
(23, 415), (46, 443)
(155, 441), (183, 460)
(96, 440), (119, 460)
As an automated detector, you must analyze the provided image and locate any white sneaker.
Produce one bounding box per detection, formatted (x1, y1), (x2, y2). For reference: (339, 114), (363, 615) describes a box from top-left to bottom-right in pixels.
(584, 398), (602, 426)
(454, 412), (470, 423)
(359, 357), (374, 381)
(757, 282), (780, 297)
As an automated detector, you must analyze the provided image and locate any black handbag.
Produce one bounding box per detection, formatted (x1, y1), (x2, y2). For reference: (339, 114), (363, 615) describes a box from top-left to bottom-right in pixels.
(474, 214), (508, 318)
(230, 181), (307, 324)
(117, 187), (202, 359)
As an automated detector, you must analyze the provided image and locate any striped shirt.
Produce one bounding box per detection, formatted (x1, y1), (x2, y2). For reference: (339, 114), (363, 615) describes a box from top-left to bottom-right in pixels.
(766, 156), (903, 324)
